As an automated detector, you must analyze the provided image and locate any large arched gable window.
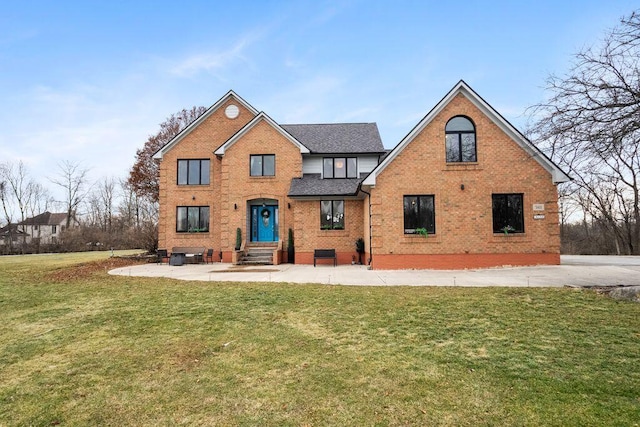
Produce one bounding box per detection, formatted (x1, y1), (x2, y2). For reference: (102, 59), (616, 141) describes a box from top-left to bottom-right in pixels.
(445, 116), (476, 162)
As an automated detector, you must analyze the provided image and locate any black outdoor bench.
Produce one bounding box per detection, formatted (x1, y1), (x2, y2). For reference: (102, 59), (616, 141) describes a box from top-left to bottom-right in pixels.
(314, 249), (337, 267)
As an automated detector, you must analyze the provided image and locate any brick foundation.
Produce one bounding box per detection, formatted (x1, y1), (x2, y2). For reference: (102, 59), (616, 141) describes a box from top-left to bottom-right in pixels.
(370, 252), (560, 270)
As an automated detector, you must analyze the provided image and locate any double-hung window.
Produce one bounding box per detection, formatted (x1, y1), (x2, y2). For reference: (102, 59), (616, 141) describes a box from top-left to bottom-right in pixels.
(445, 116), (476, 162)
(176, 206), (210, 232)
(320, 200), (345, 230)
(323, 157), (357, 178)
(492, 194), (524, 233)
(178, 159), (210, 185)
(250, 154), (275, 176)
(403, 195), (435, 234)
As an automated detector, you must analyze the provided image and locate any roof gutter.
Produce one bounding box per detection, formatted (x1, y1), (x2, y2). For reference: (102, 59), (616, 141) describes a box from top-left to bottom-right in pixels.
(359, 186), (373, 268)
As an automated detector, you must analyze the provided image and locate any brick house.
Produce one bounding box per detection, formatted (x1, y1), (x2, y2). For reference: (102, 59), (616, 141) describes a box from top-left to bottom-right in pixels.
(154, 80), (569, 269)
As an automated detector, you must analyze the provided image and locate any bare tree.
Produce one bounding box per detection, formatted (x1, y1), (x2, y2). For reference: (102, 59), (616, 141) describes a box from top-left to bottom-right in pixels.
(0, 161), (39, 249)
(118, 180), (137, 228)
(26, 182), (53, 219)
(50, 161), (90, 229)
(530, 10), (640, 254)
(86, 176), (117, 232)
(0, 161), (29, 225)
(0, 178), (11, 227)
(113, 179), (158, 251)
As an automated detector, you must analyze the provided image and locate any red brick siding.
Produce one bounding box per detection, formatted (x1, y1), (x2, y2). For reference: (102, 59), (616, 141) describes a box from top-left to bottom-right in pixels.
(369, 93), (560, 269)
(158, 99), (256, 258)
(373, 253), (560, 270)
(293, 199), (364, 265)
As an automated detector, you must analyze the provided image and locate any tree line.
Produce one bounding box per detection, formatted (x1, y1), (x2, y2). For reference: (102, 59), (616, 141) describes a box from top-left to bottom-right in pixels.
(530, 10), (640, 255)
(0, 160), (156, 254)
(0, 107), (206, 255)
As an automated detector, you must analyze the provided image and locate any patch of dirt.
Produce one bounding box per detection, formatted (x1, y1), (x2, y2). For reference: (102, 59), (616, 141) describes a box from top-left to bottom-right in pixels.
(47, 257), (147, 282)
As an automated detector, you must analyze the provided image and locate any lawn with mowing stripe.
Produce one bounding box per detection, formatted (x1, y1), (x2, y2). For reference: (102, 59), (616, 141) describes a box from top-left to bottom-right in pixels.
(0, 252), (638, 426)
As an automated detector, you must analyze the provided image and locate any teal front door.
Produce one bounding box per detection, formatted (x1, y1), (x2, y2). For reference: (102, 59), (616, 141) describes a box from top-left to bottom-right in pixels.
(251, 205), (278, 242)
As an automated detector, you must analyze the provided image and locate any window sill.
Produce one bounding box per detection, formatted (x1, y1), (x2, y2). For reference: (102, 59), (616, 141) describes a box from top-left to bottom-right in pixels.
(491, 233), (530, 242)
(318, 229), (348, 236)
(401, 234), (441, 244)
(176, 231), (210, 234)
(249, 175), (276, 179)
(443, 162), (482, 171)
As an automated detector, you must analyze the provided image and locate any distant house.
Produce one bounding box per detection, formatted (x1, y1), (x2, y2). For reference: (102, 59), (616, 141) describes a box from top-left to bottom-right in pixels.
(0, 224), (28, 250)
(154, 80), (570, 269)
(16, 212), (72, 246)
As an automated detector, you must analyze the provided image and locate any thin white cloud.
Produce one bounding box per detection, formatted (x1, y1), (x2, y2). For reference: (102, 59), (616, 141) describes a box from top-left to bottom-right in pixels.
(309, 0), (357, 26)
(0, 79), (166, 205)
(264, 74), (345, 123)
(338, 106), (380, 122)
(169, 31), (262, 78)
(284, 56), (303, 69)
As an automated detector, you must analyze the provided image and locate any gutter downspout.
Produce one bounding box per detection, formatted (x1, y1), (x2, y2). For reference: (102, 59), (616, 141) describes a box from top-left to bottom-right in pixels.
(359, 187), (373, 268)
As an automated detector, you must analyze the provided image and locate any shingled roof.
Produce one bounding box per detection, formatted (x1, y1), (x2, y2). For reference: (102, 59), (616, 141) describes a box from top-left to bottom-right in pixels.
(289, 174), (363, 198)
(281, 123), (384, 154)
(17, 212), (68, 226)
(0, 224), (28, 238)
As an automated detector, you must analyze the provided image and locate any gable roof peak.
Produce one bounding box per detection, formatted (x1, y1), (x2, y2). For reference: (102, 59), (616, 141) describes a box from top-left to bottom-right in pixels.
(362, 80), (570, 186)
(214, 111), (310, 156)
(153, 90), (259, 160)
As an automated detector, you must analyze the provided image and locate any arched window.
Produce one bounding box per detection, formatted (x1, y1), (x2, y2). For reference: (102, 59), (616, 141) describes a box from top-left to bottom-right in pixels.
(445, 116), (476, 162)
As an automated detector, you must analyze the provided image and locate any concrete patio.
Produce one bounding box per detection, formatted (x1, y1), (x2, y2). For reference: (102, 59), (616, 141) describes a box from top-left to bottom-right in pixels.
(108, 255), (640, 287)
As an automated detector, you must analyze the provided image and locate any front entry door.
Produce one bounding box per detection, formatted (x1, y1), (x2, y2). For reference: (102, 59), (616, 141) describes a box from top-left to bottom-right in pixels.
(252, 205), (278, 242)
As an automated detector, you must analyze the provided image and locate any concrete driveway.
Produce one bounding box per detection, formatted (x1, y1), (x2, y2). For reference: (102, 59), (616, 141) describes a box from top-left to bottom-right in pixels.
(108, 255), (640, 287)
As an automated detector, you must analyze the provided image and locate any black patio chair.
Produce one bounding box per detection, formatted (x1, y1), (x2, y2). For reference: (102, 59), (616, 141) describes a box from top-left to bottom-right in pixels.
(204, 248), (214, 264)
(157, 249), (169, 264)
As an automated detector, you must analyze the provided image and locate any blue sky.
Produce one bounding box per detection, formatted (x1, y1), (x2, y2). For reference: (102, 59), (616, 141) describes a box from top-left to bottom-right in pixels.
(1, 0), (637, 198)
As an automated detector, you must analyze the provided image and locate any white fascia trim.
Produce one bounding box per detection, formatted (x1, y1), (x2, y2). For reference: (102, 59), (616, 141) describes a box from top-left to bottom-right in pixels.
(152, 90), (259, 160)
(461, 85), (571, 184)
(363, 81), (571, 186)
(214, 112), (310, 156)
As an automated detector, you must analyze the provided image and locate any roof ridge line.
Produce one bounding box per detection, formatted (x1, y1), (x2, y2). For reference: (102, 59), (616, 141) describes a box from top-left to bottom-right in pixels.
(281, 122), (376, 126)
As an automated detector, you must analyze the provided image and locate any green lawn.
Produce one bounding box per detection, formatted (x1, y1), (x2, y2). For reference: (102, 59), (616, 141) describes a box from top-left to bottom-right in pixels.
(0, 252), (638, 426)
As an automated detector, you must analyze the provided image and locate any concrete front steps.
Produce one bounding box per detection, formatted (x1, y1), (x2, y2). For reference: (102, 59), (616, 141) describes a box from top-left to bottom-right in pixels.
(239, 243), (277, 265)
